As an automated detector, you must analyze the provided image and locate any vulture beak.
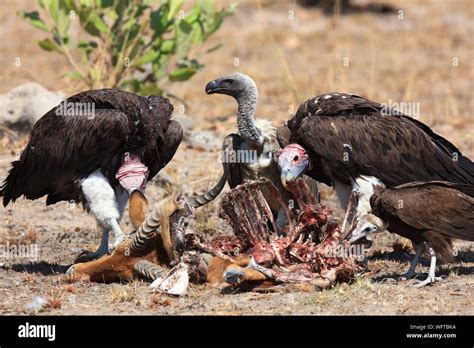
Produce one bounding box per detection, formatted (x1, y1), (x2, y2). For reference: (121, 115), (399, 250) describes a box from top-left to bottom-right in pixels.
(205, 79), (221, 94)
(128, 189), (149, 229)
(347, 215), (387, 244)
(277, 144), (311, 190)
(279, 158), (309, 189)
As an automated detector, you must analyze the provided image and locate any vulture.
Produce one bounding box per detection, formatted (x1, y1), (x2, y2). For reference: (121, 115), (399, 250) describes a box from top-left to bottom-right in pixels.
(190, 73), (319, 232)
(347, 181), (474, 287)
(277, 93), (474, 213)
(0, 89), (182, 261)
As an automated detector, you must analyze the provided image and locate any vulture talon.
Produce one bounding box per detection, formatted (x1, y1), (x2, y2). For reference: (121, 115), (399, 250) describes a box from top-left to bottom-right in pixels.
(74, 249), (109, 263)
(412, 275), (443, 288)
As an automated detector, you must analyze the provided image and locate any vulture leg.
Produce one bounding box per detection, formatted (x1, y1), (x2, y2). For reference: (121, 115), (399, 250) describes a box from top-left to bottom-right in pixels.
(399, 242), (425, 280)
(78, 171), (127, 260)
(75, 227), (110, 263)
(412, 245), (443, 288)
(109, 218), (127, 248)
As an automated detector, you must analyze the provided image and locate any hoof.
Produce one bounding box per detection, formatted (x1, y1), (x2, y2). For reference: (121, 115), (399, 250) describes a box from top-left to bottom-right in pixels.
(224, 266), (245, 284)
(66, 265), (75, 276)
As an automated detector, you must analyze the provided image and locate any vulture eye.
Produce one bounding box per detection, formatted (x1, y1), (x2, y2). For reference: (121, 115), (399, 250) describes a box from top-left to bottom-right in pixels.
(293, 155), (299, 161)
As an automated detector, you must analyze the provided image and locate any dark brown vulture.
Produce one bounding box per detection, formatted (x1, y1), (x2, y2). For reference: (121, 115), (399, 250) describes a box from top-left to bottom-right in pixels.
(190, 73), (319, 233)
(0, 89), (182, 261)
(347, 181), (474, 287)
(277, 93), (474, 212)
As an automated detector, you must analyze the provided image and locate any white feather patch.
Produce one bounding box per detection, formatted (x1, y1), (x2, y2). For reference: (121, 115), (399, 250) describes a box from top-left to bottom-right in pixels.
(81, 171), (120, 226)
(353, 176), (385, 217)
(254, 118), (276, 140)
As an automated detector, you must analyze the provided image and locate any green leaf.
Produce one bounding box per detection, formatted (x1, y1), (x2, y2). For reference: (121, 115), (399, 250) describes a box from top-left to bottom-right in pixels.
(178, 20), (193, 34)
(96, 0), (114, 8)
(169, 67), (196, 81)
(135, 50), (159, 66)
(90, 13), (108, 33)
(152, 54), (170, 80)
(122, 18), (135, 31)
(18, 11), (49, 32)
(64, 71), (82, 79)
(160, 40), (175, 53)
(139, 84), (163, 96)
(168, 0), (184, 21)
(78, 39), (98, 51)
(89, 67), (98, 80)
(56, 9), (71, 36)
(184, 5), (201, 23)
(204, 42), (222, 54)
(49, 0), (59, 23)
(38, 0), (51, 9)
(191, 21), (203, 45)
(38, 38), (60, 52)
(201, 0), (216, 16)
(121, 78), (143, 92)
(150, 7), (169, 35)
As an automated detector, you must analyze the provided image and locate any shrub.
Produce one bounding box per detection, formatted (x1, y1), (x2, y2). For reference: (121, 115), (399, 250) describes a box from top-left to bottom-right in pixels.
(19, 0), (236, 96)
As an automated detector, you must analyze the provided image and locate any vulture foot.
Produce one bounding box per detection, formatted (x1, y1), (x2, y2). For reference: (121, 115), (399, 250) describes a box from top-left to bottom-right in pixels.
(74, 248), (109, 264)
(412, 274), (443, 288)
(112, 234), (131, 249)
(398, 270), (418, 281)
(412, 245), (443, 288)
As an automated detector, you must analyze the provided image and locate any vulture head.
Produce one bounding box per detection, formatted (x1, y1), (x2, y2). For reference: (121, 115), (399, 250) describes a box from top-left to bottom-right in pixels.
(205, 72), (257, 99)
(278, 144), (311, 189)
(206, 72), (264, 150)
(347, 213), (387, 243)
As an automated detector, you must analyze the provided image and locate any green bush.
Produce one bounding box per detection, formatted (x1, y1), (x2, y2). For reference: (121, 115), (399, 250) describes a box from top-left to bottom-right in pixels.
(19, 0), (236, 96)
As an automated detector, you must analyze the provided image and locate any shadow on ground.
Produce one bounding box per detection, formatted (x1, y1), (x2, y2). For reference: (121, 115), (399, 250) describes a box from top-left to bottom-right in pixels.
(10, 261), (70, 275)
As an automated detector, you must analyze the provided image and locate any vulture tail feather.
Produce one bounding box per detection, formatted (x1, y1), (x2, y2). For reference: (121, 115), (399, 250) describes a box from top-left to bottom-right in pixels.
(1, 160), (23, 207)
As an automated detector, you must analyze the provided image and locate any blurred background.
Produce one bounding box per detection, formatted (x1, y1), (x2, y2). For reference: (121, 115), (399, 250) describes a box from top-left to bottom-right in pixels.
(1, 0), (472, 138)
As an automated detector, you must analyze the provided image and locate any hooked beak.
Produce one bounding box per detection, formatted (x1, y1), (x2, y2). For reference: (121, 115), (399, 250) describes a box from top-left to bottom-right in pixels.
(347, 229), (367, 244)
(280, 163), (307, 189)
(205, 79), (221, 94)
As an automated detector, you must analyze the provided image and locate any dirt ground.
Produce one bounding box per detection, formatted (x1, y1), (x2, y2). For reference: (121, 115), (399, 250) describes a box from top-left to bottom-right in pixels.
(0, 0), (473, 315)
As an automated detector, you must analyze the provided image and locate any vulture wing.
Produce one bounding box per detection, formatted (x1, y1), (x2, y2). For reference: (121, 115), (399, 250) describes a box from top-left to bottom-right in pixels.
(1, 89), (175, 206)
(288, 93), (474, 187)
(377, 182), (474, 241)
